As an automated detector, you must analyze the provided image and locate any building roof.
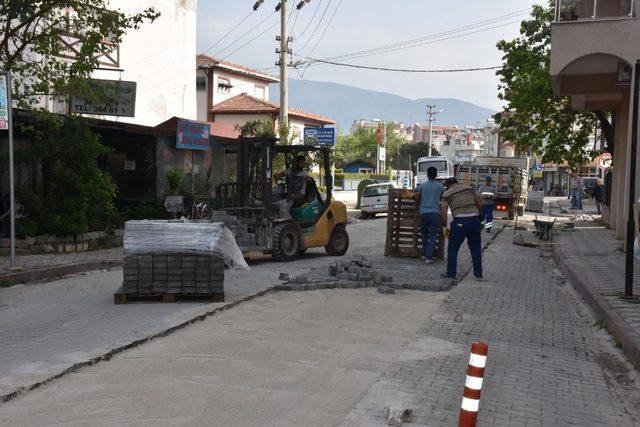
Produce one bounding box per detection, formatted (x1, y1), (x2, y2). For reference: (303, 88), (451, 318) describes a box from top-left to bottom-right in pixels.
(210, 93), (335, 125)
(155, 117), (239, 140)
(196, 54), (279, 83)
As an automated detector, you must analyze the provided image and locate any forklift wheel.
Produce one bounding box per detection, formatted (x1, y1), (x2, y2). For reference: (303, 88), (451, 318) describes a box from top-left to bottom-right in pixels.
(325, 225), (350, 256)
(272, 223), (301, 261)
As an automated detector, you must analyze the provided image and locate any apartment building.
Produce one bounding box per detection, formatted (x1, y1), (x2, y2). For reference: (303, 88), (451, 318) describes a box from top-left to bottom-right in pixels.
(350, 119), (412, 141)
(550, 0), (637, 236)
(195, 54), (279, 121)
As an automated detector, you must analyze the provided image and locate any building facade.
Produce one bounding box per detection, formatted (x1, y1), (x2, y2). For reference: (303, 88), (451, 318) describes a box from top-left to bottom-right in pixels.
(550, 0), (637, 236)
(50, 0), (198, 127)
(196, 54), (279, 121)
(209, 93), (335, 144)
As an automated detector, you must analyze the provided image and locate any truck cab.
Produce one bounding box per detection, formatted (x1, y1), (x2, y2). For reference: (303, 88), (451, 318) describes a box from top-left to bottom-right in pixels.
(414, 156), (454, 187)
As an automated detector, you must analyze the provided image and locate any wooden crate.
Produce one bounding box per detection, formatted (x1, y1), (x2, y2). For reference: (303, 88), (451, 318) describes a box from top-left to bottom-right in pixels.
(385, 189), (445, 259)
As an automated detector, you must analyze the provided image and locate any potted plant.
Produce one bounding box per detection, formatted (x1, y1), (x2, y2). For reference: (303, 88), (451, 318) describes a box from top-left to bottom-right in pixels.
(164, 168), (184, 218)
(560, 1), (579, 21)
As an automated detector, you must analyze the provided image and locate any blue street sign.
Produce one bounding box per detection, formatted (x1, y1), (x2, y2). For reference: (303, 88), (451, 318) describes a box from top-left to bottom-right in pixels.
(176, 119), (211, 151)
(304, 127), (335, 146)
(535, 164), (542, 171)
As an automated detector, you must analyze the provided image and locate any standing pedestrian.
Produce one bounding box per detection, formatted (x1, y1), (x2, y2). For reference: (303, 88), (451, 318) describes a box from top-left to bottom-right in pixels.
(477, 175), (497, 233)
(593, 179), (604, 215)
(441, 178), (484, 282)
(414, 167), (445, 264)
(569, 172), (583, 210)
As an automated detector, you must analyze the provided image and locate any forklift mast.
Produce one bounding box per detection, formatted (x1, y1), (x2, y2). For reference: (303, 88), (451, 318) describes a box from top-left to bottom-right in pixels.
(216, 137), (333, 218)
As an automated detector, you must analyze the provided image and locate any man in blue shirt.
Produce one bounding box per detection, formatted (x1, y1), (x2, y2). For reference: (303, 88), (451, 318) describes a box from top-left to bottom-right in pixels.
(414, 167), (445, 264)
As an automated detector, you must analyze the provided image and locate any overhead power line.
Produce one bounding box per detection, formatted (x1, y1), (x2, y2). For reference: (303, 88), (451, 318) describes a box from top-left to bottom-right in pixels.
(304, 0), (342, 57)
(297, 0), (323, 39)
(214, 11), (276, 58)
(301, 0), (343, 77)
(322, 8), (530, 63)
(221, 20), (279, 60)
(297, 57), (502, 73)
(297, 0), (333, 53)
(200, 11), (254, 55)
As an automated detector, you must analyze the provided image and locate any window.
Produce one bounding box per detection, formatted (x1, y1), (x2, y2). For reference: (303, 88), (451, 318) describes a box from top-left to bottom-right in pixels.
(218, 77), (232, 94)
(418, 161), (447, 173)
(255, 85), (265, 99)
(363, 185), (390, 198)
(196, 76), (206, 91)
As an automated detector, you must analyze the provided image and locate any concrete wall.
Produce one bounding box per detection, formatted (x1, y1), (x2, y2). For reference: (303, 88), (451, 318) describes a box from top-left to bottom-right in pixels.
(85, 0), (197, 126)
(551, 18), (640, 77)
(156, 135), (224, 199)
(211, 70), (270, 106)
(196, 69), (208, 121)
(213, 113), (275, 130)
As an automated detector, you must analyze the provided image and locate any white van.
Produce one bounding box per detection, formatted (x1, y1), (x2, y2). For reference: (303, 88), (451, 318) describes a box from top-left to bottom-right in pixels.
(415, 156), (454, 187)
(360, 183), (394, 218)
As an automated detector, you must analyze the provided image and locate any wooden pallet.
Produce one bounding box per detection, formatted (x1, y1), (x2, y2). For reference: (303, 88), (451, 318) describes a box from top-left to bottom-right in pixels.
(114, 286), (225, 304)
(385, 189), (445, 259)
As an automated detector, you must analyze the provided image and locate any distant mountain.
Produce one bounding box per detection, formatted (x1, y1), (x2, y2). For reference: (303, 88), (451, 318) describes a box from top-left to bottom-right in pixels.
(270, 79), (497, 133)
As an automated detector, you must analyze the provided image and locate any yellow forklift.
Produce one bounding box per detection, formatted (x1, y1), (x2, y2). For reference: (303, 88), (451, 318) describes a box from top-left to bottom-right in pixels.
(213, 137), (349, 261)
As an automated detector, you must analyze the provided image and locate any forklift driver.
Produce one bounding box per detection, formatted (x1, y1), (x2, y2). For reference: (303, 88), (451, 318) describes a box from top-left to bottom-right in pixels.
(275, 155), (312, 208)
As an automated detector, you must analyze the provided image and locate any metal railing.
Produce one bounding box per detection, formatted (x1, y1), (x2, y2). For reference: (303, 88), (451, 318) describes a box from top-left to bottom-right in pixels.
(555, 0), (635, 21)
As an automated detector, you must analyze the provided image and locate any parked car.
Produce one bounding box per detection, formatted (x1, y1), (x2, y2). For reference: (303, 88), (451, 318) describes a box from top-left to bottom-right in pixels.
(360, 183), (395, 218)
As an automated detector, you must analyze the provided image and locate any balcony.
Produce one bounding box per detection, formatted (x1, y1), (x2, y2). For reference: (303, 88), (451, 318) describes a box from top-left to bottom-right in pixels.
(555, 0), (635, 22)
(551, 0), (639, 93)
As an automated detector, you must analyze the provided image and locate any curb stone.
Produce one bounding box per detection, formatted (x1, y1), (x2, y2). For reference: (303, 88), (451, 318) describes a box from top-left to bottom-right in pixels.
(553, 236), (640, 369)
(0, 260), (122, 287)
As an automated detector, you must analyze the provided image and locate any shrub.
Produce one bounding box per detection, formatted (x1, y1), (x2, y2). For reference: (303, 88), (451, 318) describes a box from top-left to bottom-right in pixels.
(15, 114), (116, 237)
(165, 168), (184, 195)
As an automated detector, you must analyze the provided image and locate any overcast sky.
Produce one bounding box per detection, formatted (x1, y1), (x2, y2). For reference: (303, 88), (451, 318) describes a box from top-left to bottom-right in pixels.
(197, 0), (542, 111)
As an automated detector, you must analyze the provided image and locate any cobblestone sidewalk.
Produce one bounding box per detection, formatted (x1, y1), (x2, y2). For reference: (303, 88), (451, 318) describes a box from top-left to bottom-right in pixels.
(343, 229), (640, 426)
(546, 197), (640, 369)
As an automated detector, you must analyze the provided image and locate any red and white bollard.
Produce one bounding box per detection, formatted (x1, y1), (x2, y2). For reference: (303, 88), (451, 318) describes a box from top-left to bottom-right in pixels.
(458, 341), (489, 427)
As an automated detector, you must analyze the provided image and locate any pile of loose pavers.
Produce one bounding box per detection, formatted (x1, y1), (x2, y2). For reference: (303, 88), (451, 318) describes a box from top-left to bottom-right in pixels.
(276, 255), (453, 293)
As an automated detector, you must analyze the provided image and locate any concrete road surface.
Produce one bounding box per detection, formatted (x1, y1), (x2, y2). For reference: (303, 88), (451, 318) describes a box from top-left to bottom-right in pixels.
(0, 289), (445, 426)
(2, 216), (456, 397)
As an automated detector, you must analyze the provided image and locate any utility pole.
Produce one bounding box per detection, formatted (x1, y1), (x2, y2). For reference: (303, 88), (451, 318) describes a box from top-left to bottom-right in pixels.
(276, 0), (290, 131)
(426, 105), (438, 156)
(382, 122), (387, 173)
(0, 71), (16, 268)
(396, 135), (400, 186)
(624, 59), (640, 299)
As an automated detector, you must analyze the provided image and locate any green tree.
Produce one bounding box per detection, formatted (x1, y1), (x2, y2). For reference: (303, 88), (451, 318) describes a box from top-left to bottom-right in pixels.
(336, 123), (411, 172)
(235, 118), (277, 139)
(1, 1), (158, 236)
(16, 114), (117, 236)
(495, 1), (607, 167)
(0, 1), (159, 107)
(397, 142), (440, 172)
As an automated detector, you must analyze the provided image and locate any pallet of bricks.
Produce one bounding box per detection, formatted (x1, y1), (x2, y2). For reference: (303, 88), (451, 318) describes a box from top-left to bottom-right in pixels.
(384, 188), (445, 259)
(115, 221), (248, 304)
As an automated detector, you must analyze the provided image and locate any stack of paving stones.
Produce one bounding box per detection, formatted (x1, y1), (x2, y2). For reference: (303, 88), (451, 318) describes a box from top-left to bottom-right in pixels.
(123, 253), (224, 295)
(210, 210), (262, 252)
(275, 255), (451, 293)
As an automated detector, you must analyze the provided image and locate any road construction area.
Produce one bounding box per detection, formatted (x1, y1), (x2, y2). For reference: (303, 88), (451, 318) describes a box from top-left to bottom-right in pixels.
(1, 213), (640, 426)
(0, 217), (471, 399)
